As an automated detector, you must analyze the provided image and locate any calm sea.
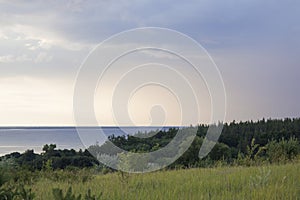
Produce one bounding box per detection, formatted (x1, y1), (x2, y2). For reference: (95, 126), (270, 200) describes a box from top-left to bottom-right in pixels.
(0, 127), (173, 156)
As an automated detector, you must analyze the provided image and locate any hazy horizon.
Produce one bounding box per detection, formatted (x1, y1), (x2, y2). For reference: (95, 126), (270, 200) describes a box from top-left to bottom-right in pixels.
(0, 117), (298, 127)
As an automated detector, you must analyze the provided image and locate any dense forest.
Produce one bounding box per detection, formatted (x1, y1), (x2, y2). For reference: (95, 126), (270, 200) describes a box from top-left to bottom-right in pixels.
(1, 118), (299, 171)
(89, 118), (300, 170)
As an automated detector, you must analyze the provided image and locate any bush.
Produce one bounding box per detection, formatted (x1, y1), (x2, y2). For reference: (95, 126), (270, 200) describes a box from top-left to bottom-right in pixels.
(0, 158), (16, 187)
(52, 187), (101, 200)
(0, 184), (35, 200)
(266, 137), (299, 163)
(52, 187), (82, 200)
(41, 168), (94, 183)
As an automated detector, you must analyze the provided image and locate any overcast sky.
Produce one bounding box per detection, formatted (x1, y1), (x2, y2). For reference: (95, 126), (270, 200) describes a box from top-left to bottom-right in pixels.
(0, 0), (299, 126)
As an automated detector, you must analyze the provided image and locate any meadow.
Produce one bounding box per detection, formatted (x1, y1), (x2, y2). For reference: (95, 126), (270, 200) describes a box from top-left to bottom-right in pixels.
(28, 161), (300, 200)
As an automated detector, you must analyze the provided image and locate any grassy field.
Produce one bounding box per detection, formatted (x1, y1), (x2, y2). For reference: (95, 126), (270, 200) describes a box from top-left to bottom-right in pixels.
(30, 162), (300, 200)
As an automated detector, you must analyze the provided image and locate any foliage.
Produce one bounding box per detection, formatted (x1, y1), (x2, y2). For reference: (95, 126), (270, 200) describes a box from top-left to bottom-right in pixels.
(265, 137), (299, 163)
(1, 118), (299, 171)
(52, 187), (82, 200)
(0, 184), (35, 200)
(84, 189), (102, 200)
(0, 118), (299, 199)
(0, 146), (99, 171)
(86, 118), (300, 169)
(41, 168), (94, 183)
(52, 187), (102, 200)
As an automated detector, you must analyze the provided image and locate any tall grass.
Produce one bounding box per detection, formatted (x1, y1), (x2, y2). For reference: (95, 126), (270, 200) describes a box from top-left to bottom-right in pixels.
(30, 162), (300, 200)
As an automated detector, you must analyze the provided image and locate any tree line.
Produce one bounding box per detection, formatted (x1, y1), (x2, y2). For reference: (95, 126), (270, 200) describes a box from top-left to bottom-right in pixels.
(1, 118), (299, 171)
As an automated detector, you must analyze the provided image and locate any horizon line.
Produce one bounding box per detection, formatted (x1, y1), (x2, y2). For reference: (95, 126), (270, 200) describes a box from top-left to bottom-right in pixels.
(0, 117), (299, 128)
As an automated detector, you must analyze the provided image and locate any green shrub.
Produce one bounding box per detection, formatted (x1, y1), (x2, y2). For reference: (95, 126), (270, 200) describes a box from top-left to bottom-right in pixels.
(0, 184), (35, 200)
(52, 187), (82, 200)
(42, 168), (94, 183)
(52, 187), (101, 200)
(84, 189), (102, 200)
(0, 187), (15, 200)
(266, 137), (299, 163)
(16, 185), (35, 200)
(0, 158), (18, 187)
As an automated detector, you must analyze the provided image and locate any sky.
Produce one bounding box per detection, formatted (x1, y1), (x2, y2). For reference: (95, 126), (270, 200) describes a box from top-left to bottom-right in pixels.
(0, 0), (299, 126)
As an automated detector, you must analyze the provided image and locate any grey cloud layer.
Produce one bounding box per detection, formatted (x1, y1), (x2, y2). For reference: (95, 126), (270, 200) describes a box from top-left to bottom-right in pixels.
(0, 0), (299, 124)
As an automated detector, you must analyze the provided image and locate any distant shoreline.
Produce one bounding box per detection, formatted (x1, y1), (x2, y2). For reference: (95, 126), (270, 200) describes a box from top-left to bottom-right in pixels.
(0, 126), (182, 129)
